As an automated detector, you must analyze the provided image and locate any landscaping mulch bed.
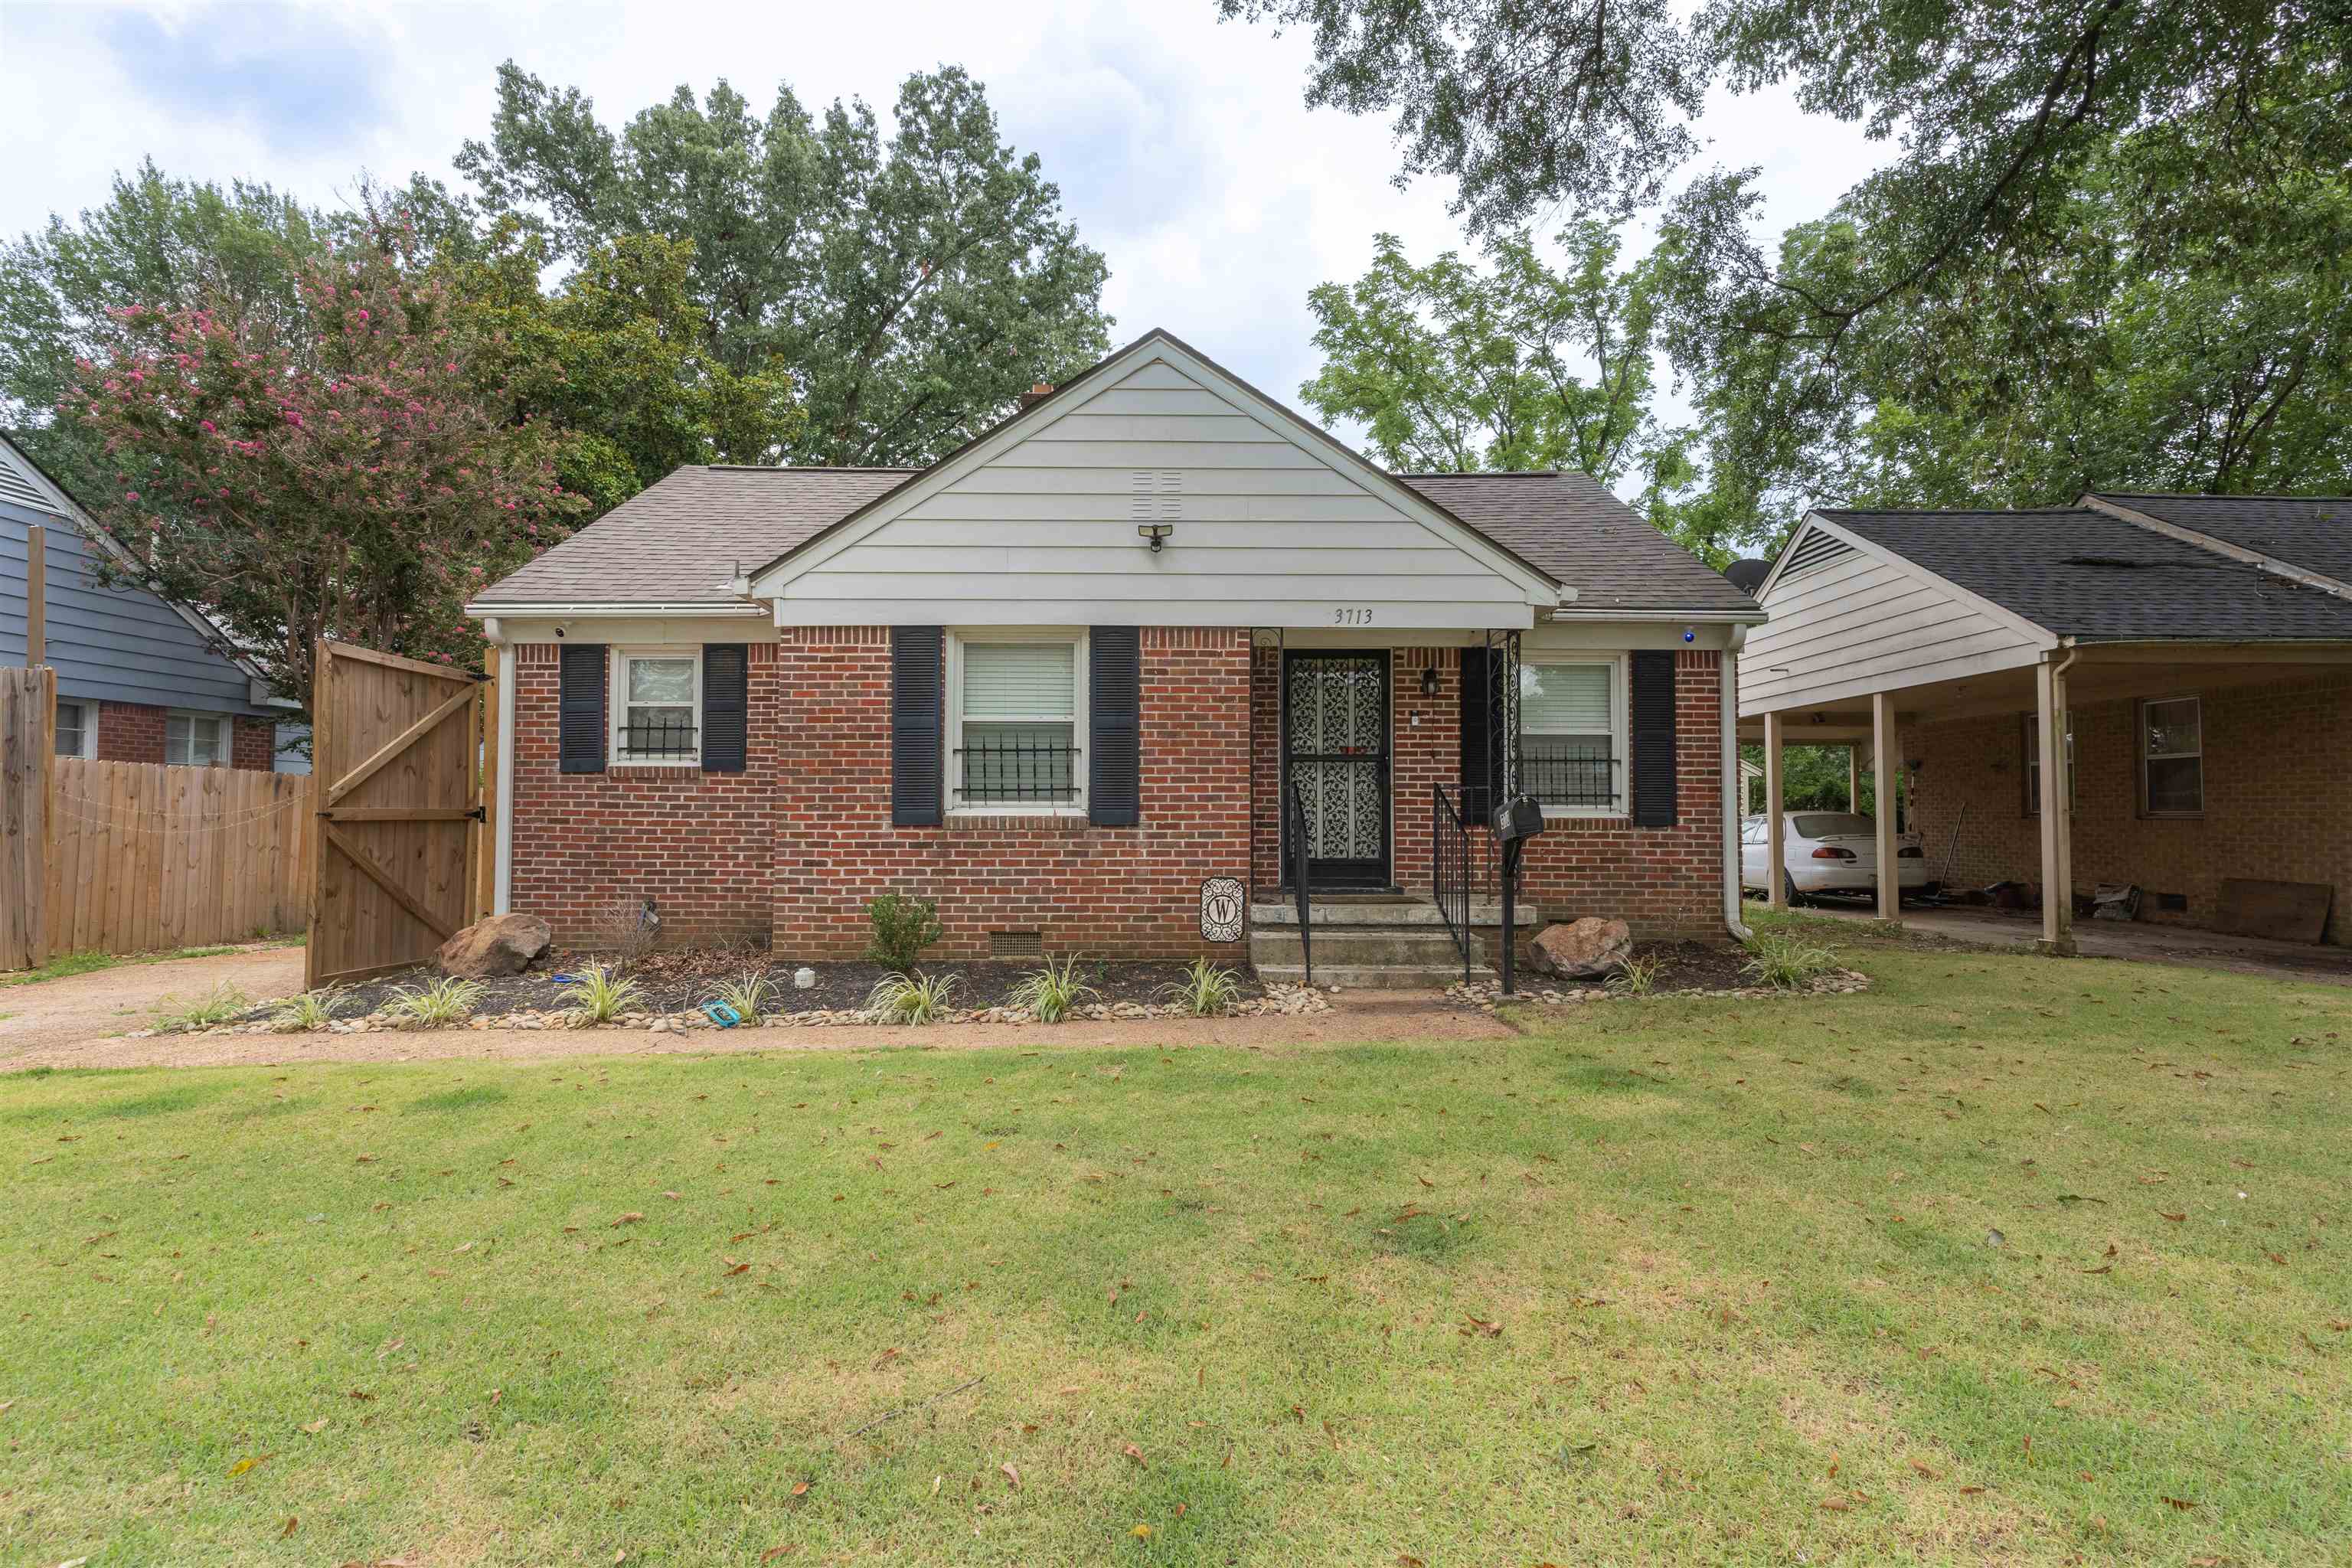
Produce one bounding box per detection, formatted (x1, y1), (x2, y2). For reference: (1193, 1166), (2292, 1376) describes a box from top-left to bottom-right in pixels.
(288, 952), (1260, 1022)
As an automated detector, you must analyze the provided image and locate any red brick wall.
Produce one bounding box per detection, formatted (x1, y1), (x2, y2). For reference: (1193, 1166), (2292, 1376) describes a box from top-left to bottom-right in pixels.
(1245, 645), (1726, 939)
(769, 626), (1253, 960)
(508, 642), (781, 949)
(1910, 671), (2352, 944)
(1514, 648), (1725, 939)
(232, 716), (274, 771)
(93, 701), (270, 770)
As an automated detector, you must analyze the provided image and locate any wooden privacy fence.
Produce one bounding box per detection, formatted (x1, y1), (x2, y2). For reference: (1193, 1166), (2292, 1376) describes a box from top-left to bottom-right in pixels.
(47, 760), (313, 956)
(307, 639), (489, 988)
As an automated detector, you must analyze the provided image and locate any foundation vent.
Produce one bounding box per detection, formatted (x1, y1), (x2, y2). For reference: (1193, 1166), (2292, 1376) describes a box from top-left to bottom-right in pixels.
(989, 929), (1044, 959)
(2154, 892), (2187, 913)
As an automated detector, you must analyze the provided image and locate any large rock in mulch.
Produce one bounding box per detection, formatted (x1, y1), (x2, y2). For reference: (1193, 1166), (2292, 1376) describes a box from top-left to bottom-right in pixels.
(1528, 917), (1632, 980)
(436, 913), (552, 978)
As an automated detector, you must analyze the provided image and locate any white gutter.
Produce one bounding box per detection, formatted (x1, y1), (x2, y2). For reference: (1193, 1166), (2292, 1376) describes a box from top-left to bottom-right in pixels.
(1545, 607), (1769, 623)
(1721, 625), (1754, 943)
(462, 601), (766, 619)
(494, 637), (517, 916)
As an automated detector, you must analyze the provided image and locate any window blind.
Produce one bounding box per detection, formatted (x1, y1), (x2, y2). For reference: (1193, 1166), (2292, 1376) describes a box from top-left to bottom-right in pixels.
(965, 642), (1075, 717)
(1521, 663), (1611, 733)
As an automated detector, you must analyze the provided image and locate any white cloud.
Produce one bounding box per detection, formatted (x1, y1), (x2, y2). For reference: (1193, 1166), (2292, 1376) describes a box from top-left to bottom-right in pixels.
(0, 0), (1885, 451)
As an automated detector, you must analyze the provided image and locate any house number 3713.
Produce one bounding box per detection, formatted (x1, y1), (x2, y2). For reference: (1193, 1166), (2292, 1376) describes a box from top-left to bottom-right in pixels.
(1332, 607), (1374, 625)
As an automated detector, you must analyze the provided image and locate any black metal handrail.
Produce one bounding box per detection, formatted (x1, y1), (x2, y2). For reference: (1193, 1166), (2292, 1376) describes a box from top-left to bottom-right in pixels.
(1432, 784), (1472, 985)
(956, 739), (1082, 803)
(1284, 773), (1312, 988)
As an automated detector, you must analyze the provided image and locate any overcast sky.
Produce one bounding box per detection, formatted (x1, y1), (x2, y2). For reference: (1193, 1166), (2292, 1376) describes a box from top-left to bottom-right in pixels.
(0, 0), (1884, 449)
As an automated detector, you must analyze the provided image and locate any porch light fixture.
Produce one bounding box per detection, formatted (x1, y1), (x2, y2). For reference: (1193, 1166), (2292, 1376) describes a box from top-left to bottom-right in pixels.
(1420, 666), (1440, 697)
(1138, 523), (1174, 553)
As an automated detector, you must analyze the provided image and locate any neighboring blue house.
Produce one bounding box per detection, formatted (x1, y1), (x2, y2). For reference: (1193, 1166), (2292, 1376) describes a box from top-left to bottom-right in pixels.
(0, 433), (302, 771)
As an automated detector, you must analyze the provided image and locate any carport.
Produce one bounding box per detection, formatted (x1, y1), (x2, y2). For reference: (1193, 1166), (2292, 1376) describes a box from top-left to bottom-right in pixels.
(1735, 496), (2352, 956)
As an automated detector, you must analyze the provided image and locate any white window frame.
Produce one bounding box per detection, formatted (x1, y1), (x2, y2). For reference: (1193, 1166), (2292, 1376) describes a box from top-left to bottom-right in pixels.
(54, 698), (99, 760)
(2140, 693), (2204, 818)
(1520, 655), (1628, 819)
(165, 709), (230, 768)
(2023, 712), (2075, 815)
(609, 645), (702, 767)
(946, 627), (1089, 818)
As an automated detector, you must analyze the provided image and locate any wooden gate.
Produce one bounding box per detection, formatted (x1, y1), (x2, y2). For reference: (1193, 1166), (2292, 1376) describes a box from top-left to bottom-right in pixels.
(306, 639), (488, 988)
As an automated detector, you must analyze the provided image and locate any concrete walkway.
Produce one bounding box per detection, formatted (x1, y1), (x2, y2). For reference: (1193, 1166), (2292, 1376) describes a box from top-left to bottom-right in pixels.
(1795, 897), (2352, 984)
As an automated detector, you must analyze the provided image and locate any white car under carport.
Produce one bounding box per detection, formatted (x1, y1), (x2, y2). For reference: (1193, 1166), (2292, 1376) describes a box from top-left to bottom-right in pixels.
(1741, 812), (1931, 903)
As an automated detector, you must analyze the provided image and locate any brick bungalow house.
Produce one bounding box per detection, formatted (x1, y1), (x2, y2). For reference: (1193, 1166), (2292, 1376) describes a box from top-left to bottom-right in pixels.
(466, 330), (1764, 978)
(1738, 494), (2352, 952)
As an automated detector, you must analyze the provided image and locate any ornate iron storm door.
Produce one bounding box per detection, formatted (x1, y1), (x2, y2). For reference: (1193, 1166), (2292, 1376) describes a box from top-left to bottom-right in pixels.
(1282, 649), (1391, 888)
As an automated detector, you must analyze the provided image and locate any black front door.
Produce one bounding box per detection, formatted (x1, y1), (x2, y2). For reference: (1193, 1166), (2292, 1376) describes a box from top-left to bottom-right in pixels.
(1283, 650), (1391, 888)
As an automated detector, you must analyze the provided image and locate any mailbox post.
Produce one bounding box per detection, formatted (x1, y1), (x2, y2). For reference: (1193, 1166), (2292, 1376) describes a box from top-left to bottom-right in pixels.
(1491, 794), (1546, 995)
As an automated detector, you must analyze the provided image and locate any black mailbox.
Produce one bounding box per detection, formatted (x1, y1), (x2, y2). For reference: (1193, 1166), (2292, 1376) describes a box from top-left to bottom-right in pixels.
(1493, 793), (1546, 844)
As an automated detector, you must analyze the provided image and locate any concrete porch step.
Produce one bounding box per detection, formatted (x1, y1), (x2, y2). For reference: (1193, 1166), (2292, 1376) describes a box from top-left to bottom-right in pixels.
(1256, 963), (1490, 991)
(1250, 899), (1535, 929)
(1250, 928), (1482, 968)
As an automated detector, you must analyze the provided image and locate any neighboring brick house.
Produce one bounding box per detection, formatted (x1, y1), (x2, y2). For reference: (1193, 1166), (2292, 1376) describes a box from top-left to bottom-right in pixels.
(469, 329), (1764, 972)
(1739, 494), (2352, 951)
(2, 434), (294, 772)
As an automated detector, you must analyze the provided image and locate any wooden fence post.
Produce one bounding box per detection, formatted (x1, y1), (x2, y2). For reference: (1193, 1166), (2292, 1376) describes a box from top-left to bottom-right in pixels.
(477, 645), (500, 923)
(0, 667), (53, 969)
(304, 640), (331, 991)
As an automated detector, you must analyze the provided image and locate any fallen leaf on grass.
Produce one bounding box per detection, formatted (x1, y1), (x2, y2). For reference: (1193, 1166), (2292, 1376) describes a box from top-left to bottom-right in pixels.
(1122, 1442), (1148, 1468)
(227, 1452), (274, 1477)
(1909, 1461), (1939, 1479)
(761, 1547), (798, 1563)
(2159, 1211), (2185, 1223)
(1001, 1462), (1021, 1489)
(1130, 1524), (1155, 1539)
(301, 1419), (329, 1434)
(789, 1480), (810, 1498)
(280, 1517), (299, 1538)
(612, 1212), (644, 1228)
(1460, 1315), (1503, 1338)
(2163, 1495), (2197, 1511)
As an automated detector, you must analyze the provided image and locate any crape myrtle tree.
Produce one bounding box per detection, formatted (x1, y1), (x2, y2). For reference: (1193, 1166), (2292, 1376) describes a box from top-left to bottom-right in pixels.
(455, 62), (1115, 467)
(64, 227), (589, 720)
(1226, 0), (2352, 534)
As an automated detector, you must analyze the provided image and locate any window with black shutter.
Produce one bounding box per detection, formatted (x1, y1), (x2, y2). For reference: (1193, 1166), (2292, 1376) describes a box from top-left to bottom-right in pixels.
(558, 642), (606, 773)
(891, 626), (944, 826)
(1458, 645), (1494, 822)
(1089, 626), (1140, 826)
(1628, 650), (1677, 826)
(701, 644), (747, 773)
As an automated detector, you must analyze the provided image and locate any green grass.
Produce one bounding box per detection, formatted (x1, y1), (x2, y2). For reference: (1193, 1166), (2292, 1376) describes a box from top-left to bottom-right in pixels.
(4, 922), (2348, 1565)
(0, 942), (279, 988)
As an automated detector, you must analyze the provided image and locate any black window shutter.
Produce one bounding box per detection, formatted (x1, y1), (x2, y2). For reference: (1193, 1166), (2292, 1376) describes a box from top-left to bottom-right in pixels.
(701, 644), (747, 773)
(1630, 650), (1678, 826)
(891, 626), (944, 827)
(1089, 626), (1141, 826)
(1459, 645), (1492, 822)
(559, 643), (606, 774)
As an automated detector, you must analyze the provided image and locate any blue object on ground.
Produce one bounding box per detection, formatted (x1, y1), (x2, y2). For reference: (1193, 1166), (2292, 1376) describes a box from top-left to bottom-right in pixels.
(550, 974), (582, 985)
(701, 1000), (743, 1028)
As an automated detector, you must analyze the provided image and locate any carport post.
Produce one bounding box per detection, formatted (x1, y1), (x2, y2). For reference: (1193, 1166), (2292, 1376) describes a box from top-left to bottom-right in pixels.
(1763, 710), (1786, 909)
(2035, 655), (2076, 956)
(1872, 692), (1900, 925)
(1846, 745), (1860, 812)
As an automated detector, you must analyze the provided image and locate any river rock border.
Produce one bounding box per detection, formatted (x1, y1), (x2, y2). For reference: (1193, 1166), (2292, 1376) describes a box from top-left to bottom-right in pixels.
(1447, 967), (1872, 1013)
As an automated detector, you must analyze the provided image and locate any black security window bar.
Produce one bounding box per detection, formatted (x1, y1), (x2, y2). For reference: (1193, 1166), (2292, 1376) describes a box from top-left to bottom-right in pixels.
(1521, 740), (1618, 807)
(956, 737), (1081, 803)
(621, 715), (699, 760)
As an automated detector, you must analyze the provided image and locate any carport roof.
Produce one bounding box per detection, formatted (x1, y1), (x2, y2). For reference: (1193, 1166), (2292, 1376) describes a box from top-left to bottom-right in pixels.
(1815, 505), (2352, 642)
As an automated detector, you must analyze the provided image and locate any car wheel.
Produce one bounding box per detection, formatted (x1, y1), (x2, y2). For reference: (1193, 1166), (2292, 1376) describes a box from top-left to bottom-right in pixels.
(1782, 871), (1806, 908)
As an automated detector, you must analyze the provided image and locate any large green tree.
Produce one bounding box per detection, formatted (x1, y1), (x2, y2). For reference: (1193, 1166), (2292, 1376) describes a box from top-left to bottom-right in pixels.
(1300, 223), (1729, 558)
(1226, 0), (2352, 530)
(454, 63), (1114, 467)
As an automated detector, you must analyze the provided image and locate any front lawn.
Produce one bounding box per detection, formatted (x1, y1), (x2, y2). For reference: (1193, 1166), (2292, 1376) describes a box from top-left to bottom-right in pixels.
(5, 920), (2347, 1565)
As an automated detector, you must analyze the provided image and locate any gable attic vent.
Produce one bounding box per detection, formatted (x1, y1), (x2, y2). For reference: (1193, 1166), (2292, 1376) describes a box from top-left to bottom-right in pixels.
(1130, 470), (1181, 521)
(1779, 527), (1856, 583)
(0, 453), (57, 514)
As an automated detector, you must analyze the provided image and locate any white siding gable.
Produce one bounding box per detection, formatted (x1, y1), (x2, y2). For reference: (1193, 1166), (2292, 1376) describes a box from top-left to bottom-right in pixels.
(1740, 516), (2054, 715)
(753, 338), (1558, 629)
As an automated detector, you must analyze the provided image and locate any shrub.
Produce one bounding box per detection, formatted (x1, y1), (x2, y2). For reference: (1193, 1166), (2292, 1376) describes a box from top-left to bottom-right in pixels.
(592, 895), (662, 966)
(390, 975), (487, 1027)
(1740, 932), (1839, 990)
(272, 988), (344, 1031)
(707, 969), (776, 1019)
(566, 962), (642, 1027)
(867, 971), (957, 1024)
(863, 894), (942, 974)
(155, 982), (250, 1031)
(1009, 954), (1101, 1024)
(1606, 953), (1664, 996)
(1161, 958), (1244, 1017)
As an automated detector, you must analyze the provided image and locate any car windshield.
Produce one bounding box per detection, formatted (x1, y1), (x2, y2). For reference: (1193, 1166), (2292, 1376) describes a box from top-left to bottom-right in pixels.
(1793, 813), (1873, 838)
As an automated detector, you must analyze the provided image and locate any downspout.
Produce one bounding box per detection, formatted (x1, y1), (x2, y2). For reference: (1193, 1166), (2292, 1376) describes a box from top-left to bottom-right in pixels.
(1721, 626), (1754, 942)
(492, 622), (517, 915)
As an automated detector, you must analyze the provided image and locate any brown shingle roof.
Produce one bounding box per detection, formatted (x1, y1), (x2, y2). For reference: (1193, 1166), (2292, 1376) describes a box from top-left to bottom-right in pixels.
(473, 463), (1756, 618)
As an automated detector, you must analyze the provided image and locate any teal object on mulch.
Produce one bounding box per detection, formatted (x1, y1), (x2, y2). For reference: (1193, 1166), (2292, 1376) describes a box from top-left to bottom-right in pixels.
(701, 1001), (743, 1028)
